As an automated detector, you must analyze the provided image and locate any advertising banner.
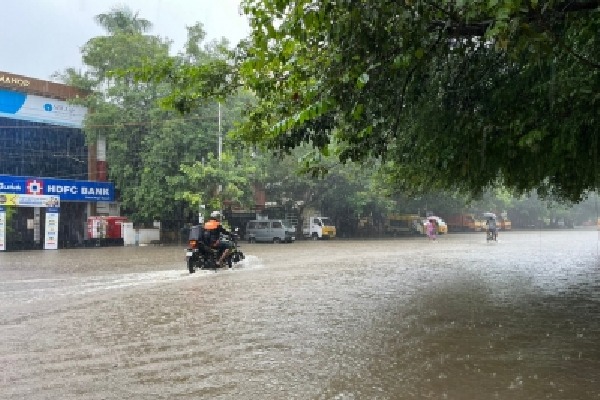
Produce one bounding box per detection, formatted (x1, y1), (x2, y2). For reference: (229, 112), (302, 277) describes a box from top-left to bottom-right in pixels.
(0, 206), (5, 251)
(0, 193), (60, 208)
(0, 89), (86, 128)
(0, 175), (114, 202)
(44, 208), (59, 250)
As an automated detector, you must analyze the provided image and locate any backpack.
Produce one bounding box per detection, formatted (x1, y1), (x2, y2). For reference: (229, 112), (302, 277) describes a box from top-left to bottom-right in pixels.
(202, 228), (214, 246)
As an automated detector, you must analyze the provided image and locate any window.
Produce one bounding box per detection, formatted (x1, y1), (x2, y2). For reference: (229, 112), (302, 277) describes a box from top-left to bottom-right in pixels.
(0, 117), (88, 179)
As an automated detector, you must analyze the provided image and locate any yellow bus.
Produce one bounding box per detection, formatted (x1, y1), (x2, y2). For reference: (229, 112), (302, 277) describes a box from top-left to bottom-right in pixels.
(385, 214), (421, 235)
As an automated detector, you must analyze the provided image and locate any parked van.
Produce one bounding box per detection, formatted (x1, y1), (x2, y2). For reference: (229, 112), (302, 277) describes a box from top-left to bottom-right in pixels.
(246, 219), (295, 243)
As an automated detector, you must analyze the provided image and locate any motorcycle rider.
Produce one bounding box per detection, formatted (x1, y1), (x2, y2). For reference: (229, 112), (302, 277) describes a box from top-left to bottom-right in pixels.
(486, 215), (498, 241)
(204, 210), (232, 267)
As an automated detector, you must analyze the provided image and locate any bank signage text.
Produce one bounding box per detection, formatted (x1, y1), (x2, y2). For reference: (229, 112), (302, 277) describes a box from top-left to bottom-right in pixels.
(0, 175), (114, 202)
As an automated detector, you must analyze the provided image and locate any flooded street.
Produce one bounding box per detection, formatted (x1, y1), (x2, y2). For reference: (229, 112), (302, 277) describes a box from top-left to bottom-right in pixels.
(1, 231), (599, 400)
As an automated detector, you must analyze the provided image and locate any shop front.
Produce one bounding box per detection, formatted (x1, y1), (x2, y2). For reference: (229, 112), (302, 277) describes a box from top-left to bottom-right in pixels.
(0, 175), (114, 250)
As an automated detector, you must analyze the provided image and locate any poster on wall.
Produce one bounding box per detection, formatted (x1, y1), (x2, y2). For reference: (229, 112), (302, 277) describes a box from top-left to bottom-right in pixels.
(0, 206), (5, 251)
(0, 193), (60, 208)
(44, 207), (59, 250)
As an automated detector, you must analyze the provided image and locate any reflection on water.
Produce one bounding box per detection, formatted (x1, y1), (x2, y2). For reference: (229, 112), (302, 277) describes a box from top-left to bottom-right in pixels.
(0, 231), (598, 399)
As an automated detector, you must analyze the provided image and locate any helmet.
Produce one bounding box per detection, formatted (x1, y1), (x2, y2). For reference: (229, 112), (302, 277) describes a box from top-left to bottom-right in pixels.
(210, 210), (221, 219)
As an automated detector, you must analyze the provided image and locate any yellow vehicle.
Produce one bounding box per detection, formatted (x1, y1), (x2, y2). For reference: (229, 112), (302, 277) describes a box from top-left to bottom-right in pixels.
(385, 214), (421, 235)
(498, 216), (512, 230)
(421, 216), (448, 235)
(479, 213), (511, 231)
(419, 215), (448, 235)
(474, 217), (486, 232)
(446, 213), (479, 231)
(302, 215), (336, 239)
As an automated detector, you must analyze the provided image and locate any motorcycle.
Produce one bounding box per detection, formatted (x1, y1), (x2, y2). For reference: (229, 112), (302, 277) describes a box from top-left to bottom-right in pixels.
(486, 228), (498, 242)
(483, 212), (498, 242)
(185, 226), (245, 273)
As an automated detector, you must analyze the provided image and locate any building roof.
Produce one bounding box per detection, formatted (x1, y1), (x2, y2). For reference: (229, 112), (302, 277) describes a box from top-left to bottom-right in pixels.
(0, 71), (88, 101)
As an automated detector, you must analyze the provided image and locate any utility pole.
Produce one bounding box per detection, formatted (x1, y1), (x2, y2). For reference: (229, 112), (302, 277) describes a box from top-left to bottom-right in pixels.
(217, 102), (223, 195)
(218, 102), (222, 162)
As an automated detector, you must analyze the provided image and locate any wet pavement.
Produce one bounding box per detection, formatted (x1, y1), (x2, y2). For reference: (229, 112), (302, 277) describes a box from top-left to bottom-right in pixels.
(1, 230), (599, 399)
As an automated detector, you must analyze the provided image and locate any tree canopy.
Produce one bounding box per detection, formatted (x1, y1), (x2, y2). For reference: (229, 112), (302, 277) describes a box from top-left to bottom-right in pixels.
(55, 5), (599, 235)
(234, 0), (599, 202)
(58, 7), (255, 224)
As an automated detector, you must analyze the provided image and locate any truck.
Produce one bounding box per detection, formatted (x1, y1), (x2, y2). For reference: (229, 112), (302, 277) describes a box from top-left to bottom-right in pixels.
(478, 212), (512, 231)
(384, 214), (421, 236)
(444, 213), (481, 232)
(497, 215), (512, 230)
(302, 215), (336, 240)
(418, 216), (449, 235)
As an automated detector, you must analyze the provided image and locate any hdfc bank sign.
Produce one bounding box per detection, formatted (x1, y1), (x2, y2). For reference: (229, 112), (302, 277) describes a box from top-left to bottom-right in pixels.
(0, 176), (114, 202)
(26, 179), (43, 195)
(47, 184), (78, 194)
(47, 184), (110, 197)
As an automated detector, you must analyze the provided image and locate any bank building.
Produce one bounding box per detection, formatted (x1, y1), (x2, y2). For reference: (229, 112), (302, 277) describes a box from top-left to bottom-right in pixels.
(0, 71), (117, 251)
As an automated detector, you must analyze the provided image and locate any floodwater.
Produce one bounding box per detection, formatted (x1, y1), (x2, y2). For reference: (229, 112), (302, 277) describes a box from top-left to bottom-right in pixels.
(1, 231), (598, 400)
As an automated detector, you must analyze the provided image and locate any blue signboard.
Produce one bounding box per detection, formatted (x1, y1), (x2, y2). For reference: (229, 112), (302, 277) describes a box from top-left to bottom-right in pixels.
(0, 89), (87, 128)
(0, 175), (114, 202)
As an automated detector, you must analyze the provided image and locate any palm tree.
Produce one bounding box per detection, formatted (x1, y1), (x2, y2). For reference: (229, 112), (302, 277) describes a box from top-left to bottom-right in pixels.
(95, 6), (152, 35)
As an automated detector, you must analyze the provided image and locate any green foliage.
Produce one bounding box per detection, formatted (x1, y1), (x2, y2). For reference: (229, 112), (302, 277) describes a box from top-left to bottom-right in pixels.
(168, 152), (257, 212)
(94, 7), (152, 35)
(55, 5), (599, 233)
(118, 23), (240, 114)
(238, 0), (600, 203)
(58, 7), (257, 223)
(253, 144), (395, 227)
(3, 206), (17, 239)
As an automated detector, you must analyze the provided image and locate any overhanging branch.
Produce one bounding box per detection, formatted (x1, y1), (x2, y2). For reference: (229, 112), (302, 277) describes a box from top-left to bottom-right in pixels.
(429, 0), (600, 37)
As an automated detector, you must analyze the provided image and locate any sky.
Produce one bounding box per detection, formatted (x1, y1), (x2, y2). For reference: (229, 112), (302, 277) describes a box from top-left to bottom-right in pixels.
(0, 0), (251, 81)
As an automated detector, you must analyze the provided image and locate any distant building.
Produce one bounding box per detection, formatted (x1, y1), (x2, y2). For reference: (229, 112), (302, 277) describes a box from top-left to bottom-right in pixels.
(0, 71), (115, 250)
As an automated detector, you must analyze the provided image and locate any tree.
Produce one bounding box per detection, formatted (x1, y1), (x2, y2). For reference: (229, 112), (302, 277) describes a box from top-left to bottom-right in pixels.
(3, 206), (20, 249)
(95, 7), (152, 35)
(236, 0), (599, 202)
(167, 152), (257, 214)
(59, 8), (255, 225)
(247, 144), (395, 236)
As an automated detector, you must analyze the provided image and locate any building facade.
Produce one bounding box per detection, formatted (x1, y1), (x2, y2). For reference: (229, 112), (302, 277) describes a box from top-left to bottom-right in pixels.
(0, 71), (114, 250)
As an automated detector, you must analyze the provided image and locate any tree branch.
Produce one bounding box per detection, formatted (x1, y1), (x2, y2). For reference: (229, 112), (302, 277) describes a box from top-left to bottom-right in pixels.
(557, 0), (600, 12)
(429, 0), (600, 37)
